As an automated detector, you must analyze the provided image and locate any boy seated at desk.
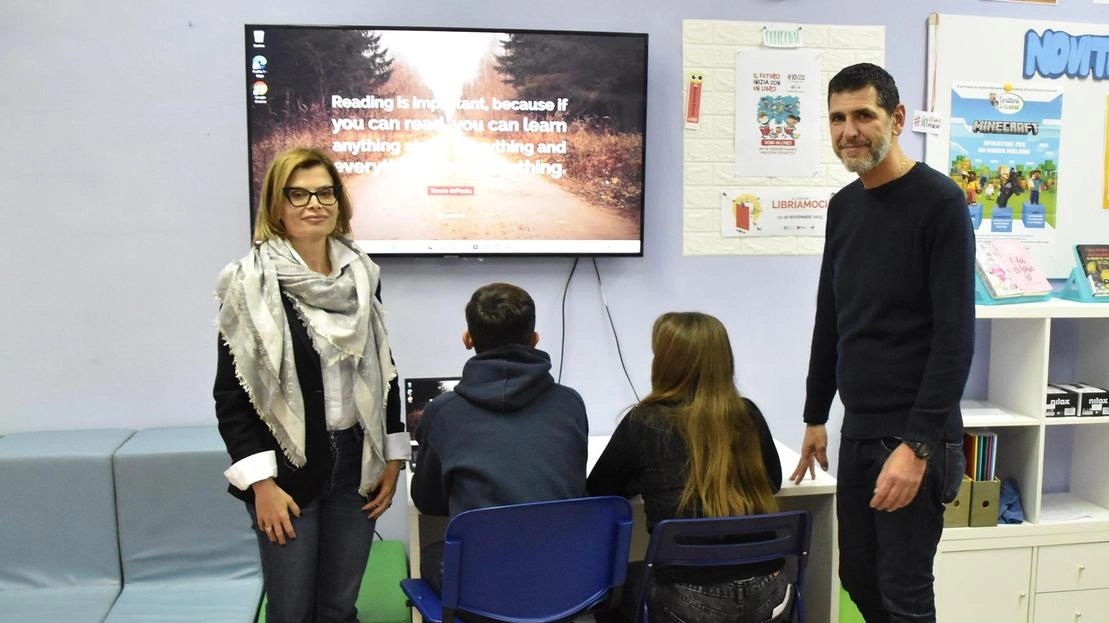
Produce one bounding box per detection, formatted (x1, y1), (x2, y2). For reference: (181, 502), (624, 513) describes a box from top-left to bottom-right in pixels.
(410, 282), (589, 592)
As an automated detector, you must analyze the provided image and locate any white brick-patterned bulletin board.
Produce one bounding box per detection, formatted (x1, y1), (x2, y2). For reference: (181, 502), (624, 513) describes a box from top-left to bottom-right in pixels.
(682, 19), (885, 256)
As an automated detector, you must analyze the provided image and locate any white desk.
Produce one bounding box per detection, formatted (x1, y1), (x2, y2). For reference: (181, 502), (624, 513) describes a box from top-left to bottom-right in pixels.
(406, 436), (838, 622)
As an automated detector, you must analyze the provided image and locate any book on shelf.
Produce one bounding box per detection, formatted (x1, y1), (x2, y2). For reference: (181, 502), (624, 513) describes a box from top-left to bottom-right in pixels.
(975, 240), (1051, 299)
(1076, 244), (1109, 297)
(964, 430), (997, 481)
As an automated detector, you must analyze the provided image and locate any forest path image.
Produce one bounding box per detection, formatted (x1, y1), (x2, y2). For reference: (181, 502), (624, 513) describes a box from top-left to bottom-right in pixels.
(347, 127), (640, 241)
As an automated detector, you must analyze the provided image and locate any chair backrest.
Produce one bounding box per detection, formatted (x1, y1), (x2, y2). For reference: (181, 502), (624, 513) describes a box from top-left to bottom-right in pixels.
(634, 510), (811, 623)
(439, 496), (633, 623)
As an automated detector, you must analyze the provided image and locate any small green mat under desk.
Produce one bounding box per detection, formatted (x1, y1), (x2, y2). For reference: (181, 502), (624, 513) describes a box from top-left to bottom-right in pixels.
(257, 539), (409, 623)
(839, 585), (865, 623)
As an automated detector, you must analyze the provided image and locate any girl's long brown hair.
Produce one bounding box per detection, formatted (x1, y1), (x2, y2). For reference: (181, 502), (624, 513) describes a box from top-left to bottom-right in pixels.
(644, 312), (778, 517)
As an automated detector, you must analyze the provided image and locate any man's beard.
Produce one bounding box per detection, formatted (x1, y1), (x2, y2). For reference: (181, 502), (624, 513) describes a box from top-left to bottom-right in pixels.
(837, 122), (892, 174)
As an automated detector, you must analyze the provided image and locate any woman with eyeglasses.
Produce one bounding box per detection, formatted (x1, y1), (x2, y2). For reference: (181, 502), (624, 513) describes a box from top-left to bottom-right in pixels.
(588, 312), (789, 623)
(214, 147), (407, 623)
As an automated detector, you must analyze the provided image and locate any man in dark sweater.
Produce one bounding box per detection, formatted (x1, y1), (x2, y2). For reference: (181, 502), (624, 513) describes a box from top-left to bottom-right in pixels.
(790, 64), (974, 623)
(411, 282), (589, 591)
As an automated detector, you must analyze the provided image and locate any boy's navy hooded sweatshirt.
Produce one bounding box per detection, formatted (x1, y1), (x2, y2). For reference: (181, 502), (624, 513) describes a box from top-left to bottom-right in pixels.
(410, 344), (588, 518)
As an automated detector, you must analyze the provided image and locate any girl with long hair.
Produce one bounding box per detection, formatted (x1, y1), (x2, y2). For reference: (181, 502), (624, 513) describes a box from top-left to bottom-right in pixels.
(588, 312), (788, 623)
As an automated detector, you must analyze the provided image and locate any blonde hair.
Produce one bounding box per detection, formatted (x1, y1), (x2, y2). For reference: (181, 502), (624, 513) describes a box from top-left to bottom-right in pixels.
(253, 147), (353, 243)
(645, 312), (778, 517)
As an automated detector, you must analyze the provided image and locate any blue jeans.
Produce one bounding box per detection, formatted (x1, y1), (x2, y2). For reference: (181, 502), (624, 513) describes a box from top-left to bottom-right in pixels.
(596, 562), (792, 623)
(647, 572), (792, 623)
(247, 427), (377, 623)
(837, 437), (964, 623)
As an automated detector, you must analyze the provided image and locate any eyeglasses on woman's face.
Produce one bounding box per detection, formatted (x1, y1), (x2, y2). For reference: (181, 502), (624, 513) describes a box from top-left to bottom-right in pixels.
(283, 185), (340, 207)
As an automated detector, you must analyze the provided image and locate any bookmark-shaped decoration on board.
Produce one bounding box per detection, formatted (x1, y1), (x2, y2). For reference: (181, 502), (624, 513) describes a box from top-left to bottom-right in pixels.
(686, 73), (704, 129)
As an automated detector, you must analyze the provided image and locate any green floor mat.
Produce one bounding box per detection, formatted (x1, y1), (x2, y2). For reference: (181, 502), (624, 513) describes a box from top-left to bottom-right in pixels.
(257, 539), (409, 623)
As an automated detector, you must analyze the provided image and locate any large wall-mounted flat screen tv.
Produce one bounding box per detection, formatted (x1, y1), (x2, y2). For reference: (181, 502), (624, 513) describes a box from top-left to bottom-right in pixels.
(245, 25), (648, 256)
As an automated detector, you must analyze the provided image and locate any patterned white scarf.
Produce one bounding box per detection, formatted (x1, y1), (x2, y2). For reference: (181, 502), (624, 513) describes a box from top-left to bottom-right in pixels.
(215, 236), (395, 495)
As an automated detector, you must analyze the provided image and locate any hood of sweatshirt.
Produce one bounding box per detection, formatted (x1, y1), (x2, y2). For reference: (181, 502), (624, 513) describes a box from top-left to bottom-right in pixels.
(453, 344), (555, 412)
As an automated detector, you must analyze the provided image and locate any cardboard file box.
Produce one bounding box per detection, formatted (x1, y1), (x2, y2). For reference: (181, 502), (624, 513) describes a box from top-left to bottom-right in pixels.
(943, 475), (972, 528)
(969, 477), (1001, 527)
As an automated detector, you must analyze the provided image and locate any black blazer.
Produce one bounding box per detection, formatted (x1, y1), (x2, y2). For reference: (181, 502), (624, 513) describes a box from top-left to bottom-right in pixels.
(214, 291), (401, 506)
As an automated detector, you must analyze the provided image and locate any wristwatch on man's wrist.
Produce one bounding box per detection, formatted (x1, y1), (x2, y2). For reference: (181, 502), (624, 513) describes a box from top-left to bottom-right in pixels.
(903, 440), (933, 460)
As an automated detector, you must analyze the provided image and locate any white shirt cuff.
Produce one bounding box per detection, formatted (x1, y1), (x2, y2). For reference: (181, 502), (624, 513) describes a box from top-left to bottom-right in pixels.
(385, 432), (412, 461)
(224, 451), (277, 491)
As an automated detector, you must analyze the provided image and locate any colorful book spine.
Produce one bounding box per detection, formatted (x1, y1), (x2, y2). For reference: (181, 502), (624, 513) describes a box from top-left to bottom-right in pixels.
(964, 430), (997, 481)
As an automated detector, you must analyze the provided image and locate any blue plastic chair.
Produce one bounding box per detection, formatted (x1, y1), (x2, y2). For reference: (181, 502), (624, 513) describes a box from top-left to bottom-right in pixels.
(401, 496), (633, 623)
(632, 510), (811, 623)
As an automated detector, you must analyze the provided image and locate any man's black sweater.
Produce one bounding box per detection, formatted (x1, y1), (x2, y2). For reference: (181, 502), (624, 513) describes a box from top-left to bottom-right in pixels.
(803, 163), (975, 448)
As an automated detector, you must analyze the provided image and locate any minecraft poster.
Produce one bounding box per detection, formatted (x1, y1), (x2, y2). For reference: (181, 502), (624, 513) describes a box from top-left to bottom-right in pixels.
(948, 83), (1062, 262)
(734, 49), (820, 178)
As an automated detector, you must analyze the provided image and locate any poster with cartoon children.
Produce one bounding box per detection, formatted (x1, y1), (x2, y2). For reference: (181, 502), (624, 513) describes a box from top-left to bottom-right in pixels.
(734, 49), (820, 177)
(755, 96), (802, 144)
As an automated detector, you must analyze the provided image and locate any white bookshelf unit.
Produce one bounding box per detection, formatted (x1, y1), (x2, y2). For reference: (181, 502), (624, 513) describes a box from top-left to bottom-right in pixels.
(935, 299), (1109, 623)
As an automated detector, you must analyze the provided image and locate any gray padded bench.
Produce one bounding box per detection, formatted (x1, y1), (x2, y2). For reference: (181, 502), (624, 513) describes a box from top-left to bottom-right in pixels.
(103, 426), (262, 622)
(0, 428), (134, 623)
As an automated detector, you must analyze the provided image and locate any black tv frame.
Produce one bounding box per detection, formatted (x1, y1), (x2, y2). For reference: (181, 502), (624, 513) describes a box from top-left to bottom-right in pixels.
(245, 24), (648, 258)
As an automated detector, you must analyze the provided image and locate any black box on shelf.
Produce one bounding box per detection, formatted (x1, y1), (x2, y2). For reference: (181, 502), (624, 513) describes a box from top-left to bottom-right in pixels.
(1045, 384), (1078, 417)
(1052, 382), (1109, 417)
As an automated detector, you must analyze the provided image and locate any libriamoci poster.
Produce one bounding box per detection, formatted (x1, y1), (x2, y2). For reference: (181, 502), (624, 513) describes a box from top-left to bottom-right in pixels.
(720, 188), (832, 237)
(949, 83), (1062, 268)
(734, 49), (821, 178)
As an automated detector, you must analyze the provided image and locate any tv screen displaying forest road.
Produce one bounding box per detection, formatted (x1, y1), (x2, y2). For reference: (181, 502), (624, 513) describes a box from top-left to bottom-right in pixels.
(245, 25), (648, 257)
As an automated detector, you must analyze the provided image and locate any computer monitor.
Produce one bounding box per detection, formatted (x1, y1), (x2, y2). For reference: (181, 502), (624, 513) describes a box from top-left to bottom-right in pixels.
(405, 376), (462, 439)
(244, 24), (648, 257)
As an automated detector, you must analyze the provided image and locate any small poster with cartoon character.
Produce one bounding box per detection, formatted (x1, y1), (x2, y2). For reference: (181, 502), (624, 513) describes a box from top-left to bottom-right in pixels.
(720, 188), (834, 237)
(734, 49), (821, 177)
(949, 82), (1062, 270)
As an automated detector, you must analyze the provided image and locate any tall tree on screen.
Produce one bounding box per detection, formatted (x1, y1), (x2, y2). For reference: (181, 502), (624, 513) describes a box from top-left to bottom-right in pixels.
(261, 29), (394, 122)
(495, 34), (646, 132)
